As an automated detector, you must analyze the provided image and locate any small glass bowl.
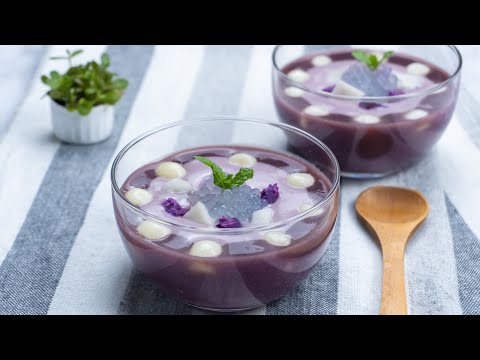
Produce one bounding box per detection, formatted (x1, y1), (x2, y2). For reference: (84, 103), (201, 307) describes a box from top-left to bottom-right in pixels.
(272, 45), (462, 179)
(111, 118), (340, 312)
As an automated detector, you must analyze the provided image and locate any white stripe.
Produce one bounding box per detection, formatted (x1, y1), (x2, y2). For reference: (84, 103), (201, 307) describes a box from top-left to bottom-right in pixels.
(234, 44), (288, 149)
(436, 115), (480, 238)
(337, 180), (384, 315)
(238, 45), (277, 120)
(456, 46), (480, 96)
(0, 45), (44, 137)
(232, 45), (284, 149)
(0, 45), (106, 265)
(48, 45), (205, 315)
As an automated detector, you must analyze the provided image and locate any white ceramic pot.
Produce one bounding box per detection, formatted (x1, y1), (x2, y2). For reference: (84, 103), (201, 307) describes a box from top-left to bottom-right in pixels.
(50, 99), (114, 145)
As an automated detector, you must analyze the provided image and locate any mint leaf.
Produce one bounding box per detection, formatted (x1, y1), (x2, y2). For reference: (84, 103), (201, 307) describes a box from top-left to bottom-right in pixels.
(352, 50), (370, 64)
(228, 168), (254, 187)
(369, 54), (379, 70)
(381, 51), (394, 64)
(194, 156), (254, 189)
(352, 50), (394, 71)
(194, 156), (228, 188)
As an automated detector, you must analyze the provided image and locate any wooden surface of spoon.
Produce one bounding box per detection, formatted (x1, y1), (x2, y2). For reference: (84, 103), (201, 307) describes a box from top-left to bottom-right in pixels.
(355, 186), (429, 315)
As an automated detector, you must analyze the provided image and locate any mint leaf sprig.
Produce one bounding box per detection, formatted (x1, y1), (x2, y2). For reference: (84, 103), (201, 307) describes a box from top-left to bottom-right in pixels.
(352, 50), (394, 71)
(194, 156), (254, 190)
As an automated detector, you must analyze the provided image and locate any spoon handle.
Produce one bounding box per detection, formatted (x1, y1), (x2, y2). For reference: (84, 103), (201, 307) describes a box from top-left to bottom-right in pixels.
(380, 243), (407, 315)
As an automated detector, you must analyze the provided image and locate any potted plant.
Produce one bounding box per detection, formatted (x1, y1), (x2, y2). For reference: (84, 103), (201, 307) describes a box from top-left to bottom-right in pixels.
(41, 49), (129, 144)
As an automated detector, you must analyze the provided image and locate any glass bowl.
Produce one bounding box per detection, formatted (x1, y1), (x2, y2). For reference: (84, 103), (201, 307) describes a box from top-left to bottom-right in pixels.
(111, 118), (340, 312)
(272, 45), (462, 179)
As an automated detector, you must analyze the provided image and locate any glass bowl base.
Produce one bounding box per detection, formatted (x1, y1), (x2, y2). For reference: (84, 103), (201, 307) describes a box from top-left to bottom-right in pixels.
(340, 171), (395, 180)
(189, 303), (265, 313)
(340, 159), (424, 180)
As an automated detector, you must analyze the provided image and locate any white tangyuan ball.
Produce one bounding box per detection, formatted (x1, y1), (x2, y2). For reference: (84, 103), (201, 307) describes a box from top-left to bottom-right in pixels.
(189, 240), (222, 258)
(287, 173), (315, 189)
(155, 162), (187, 179)
(407, 63), (431, 76)
(287, 69), (310, 83)
(162, 179), (193, 193)
(137, 221), (171, 240)
(229, 153), (257, 167)
(125, 188), (153, 206)
(263, 232), (292, 247)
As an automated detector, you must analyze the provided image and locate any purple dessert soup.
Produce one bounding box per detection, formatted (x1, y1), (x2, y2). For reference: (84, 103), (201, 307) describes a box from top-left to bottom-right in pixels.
(113, 145), (339, 311)
(273, 46), (462, 178)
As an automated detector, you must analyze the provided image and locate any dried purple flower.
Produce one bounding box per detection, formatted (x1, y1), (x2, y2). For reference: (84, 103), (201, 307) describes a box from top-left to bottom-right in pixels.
(322, 85), (335, 93)
(261, 183), (280, 204)
(216, 217), (243, 228)
(388, 89), (405, 96)
(162, 198), (189, 217)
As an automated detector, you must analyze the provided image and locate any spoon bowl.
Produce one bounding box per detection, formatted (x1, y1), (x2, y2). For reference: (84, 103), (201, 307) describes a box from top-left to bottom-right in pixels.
(356, 186), (429, 315)
(356, 187), (429, 225)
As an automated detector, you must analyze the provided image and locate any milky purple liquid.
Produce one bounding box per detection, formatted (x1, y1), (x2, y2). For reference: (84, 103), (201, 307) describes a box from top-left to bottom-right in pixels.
(274, 50), (459, 176)
(113, 146), (339, 311)
(125, 149), (327, 228)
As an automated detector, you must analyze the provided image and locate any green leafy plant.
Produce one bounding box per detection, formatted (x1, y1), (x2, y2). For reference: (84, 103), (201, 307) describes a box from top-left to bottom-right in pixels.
(41, 49), (128, 116)
(352, 50), (394, 71)
(194, 156), (254, 189)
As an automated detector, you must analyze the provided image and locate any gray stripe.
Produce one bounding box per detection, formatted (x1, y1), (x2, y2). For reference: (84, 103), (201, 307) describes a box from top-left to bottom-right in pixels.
(266, 212), (341, 315)
(0, 45), (47, 140)
(445, 194), (480, 315)
(455, 86), (480, 149)
(118, 270), (193, 315)
(118, 45), (253, 315)
(0, 45), (154, 315)
(177, 45), (254, 147)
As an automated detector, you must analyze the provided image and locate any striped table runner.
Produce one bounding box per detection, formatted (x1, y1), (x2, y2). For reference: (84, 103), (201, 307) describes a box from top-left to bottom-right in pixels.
(0, 45), (479, 315)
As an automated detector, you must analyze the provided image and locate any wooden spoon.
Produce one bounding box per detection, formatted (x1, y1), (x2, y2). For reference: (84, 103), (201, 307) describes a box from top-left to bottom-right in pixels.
(355, 186), (429, 315)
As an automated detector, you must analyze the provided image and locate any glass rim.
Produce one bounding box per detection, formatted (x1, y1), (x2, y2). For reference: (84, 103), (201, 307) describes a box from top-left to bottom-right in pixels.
(111, 117), (340, 235)
(272, 45), (463, 102)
